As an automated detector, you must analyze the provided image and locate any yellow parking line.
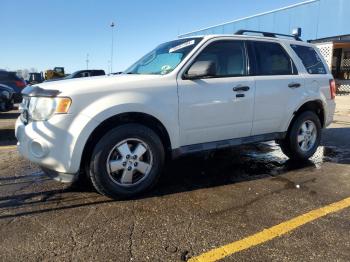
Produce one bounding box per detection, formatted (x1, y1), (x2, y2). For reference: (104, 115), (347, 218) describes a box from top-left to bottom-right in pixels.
(189, 197), (350, 262)
(0, 145), (16, 150)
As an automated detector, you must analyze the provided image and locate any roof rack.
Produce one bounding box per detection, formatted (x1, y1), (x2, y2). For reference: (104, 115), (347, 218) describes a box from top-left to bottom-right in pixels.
(235, 30), (302, 41)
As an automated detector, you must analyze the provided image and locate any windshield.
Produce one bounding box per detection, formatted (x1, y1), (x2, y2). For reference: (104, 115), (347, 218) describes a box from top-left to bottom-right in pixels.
(124, 38), (203, 75)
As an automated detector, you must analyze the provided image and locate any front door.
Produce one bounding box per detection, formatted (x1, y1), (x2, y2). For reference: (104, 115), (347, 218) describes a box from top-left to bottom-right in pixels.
(177, 40), (255, 146)
(248, 40), (305, 135)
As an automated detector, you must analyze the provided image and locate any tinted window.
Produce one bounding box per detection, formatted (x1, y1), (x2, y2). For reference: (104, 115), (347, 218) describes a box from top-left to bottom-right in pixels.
(0, 71), (18, 81)
(291, 45), (327, 74)
(92, 70), (105, 76)
(75, 72), (90, 78)
(192, 41), (246, 77)
(0, 72), (8, 80)
(253, 42), (296, 75)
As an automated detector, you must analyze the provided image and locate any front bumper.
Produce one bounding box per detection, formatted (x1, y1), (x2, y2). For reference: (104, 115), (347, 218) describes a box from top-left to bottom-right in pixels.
(40, 166), (77, 183)
(15, 115), (79, 179)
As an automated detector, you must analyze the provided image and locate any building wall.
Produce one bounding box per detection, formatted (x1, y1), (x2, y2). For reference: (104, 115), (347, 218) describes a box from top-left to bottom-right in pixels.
(179, 0), (349, 41)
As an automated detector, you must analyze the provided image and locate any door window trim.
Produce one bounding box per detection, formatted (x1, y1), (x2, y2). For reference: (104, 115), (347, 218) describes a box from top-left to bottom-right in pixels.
(247, 40), (299, 76)
(181, 39), (250, 80)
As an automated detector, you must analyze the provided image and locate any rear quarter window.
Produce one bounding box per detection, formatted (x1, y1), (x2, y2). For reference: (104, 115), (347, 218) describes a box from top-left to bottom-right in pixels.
(291, 45), (327, 74)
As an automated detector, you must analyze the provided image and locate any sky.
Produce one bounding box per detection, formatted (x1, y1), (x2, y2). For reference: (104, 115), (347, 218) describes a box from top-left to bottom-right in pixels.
(0, 0), (302, 74)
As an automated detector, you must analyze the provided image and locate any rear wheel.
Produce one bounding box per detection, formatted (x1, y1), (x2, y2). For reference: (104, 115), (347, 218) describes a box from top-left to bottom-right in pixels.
(89, 124), (165, 199)
(280, 111), (321, 160)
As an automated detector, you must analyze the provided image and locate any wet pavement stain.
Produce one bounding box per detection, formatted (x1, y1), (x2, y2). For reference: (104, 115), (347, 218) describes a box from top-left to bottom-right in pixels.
(162, 142), (348, 187)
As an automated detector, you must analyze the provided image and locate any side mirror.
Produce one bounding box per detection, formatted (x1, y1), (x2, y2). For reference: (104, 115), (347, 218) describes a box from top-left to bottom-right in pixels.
(184, 61), (216, 80)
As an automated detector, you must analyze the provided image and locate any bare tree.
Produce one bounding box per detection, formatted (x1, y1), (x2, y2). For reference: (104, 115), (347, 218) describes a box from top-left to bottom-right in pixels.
(15, 68), (37, 80)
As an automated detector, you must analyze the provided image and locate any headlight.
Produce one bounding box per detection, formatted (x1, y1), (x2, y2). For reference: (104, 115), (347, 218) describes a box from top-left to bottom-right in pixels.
(1, 90), (10, 99)
(28, 97), (72, 121)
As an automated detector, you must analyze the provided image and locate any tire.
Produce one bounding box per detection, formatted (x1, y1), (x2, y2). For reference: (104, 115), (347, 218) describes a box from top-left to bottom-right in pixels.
(6, 99), (14, 111)
(0, 102), (5, 112)
(280, 111), (321, 160)
(89, 124), (165, 199)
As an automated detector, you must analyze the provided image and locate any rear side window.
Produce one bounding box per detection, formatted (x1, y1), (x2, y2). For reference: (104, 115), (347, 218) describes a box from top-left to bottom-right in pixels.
(0, 71), (19, 81)
(252, 42), (297, 75)
(291, 45), (327, 74)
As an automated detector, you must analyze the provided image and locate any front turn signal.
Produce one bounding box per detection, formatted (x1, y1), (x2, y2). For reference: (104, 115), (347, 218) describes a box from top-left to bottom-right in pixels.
(56, 97), (72, 114)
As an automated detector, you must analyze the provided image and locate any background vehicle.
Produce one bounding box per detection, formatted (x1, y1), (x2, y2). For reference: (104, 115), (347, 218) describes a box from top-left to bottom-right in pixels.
(64, 69), (105, 79)
(0, 70), (26, 103)
(45, 67), (65, 81)
(28, 72), (45, 85)
(0, 84), (15, 112)
(16, 31), (336, 199)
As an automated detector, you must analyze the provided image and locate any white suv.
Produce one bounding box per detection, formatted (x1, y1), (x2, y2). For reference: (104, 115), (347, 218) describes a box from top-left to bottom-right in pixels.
(16, 31), (336, 199)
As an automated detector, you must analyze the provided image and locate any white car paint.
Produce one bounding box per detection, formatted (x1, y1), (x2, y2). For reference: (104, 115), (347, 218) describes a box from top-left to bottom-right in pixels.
(15, 34), (336, 178)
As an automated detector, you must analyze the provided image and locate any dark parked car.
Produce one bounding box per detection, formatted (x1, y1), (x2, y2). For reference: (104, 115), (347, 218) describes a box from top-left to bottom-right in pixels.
(0, 70), (26, 102)
(0, 84), (15, 112)
(65, 69), (105, 79)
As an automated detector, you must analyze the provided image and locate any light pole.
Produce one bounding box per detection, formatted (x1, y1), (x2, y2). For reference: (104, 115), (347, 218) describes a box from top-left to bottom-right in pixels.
(107, 60), (111, 74)
(86, 53), (89, 70)
(110, 22), (115, 74)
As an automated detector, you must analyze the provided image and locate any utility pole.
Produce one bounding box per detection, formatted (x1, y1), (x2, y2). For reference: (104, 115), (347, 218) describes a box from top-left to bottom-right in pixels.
(110, 22), (115, 74)
(86, 53), (89, 70)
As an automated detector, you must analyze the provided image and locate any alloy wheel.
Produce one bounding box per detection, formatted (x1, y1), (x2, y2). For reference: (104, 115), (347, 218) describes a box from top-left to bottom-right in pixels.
(106, 138), (153, 187)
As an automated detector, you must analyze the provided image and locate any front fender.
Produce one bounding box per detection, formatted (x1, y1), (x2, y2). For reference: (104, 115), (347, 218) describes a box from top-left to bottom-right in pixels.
(66, 91), (179, 174)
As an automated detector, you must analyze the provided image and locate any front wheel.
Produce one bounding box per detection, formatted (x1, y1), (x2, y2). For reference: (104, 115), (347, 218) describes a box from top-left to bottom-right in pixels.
(280, 111), (321, 160)
(6, 99), (14, 111)
(89, 124), (165, 199)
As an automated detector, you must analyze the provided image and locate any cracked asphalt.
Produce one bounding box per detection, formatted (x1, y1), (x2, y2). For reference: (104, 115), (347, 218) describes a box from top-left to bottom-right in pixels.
(0, 99), (350, 261)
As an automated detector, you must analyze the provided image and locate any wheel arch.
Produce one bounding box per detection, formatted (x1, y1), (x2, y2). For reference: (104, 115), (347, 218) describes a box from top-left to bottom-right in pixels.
(80, 112), (172, 173)
(287, 100), (325, 134)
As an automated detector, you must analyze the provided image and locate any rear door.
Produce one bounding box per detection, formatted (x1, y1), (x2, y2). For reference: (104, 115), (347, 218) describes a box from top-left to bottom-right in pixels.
(248, 40), (305, 135)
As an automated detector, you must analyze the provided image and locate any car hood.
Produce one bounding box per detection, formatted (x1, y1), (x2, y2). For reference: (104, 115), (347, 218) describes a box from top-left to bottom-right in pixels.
(23, 74), (165, 97)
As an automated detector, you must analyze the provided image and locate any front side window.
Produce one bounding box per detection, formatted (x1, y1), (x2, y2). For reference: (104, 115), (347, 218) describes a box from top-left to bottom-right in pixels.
(253, 42), (297, 75)
(125, 38), (203, 75)
(190, 40), (247, 77)
(291, 45), (327, 74)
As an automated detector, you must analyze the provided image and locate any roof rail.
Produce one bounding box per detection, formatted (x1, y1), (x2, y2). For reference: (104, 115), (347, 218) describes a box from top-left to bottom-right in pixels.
(235, 30), (302, 41)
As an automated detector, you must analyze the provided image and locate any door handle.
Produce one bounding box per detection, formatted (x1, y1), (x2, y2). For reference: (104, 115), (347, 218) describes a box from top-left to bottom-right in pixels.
(288, 83), (301, 88)
(233, 85), (250, 92)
